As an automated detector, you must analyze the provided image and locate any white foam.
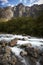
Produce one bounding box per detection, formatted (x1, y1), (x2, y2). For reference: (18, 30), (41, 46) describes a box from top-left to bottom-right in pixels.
(0, 34), (43, 46)
(10, 47), (23, 56)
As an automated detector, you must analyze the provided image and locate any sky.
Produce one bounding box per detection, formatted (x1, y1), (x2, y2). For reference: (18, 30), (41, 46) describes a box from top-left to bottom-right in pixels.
(0, 0), (43, 7)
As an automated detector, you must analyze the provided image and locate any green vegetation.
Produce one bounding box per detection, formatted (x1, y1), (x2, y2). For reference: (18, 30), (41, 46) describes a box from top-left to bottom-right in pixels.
(0, 15), (43, 37)
(0, 18), (9, 22)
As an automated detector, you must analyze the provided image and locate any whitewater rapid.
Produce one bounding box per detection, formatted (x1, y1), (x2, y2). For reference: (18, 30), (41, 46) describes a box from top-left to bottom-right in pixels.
(0, 34), (43, 65)
(0, 34), (43, 46)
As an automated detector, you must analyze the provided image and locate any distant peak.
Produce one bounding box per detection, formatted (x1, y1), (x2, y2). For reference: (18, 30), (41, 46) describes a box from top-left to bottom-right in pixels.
(17, 3), (24, 6)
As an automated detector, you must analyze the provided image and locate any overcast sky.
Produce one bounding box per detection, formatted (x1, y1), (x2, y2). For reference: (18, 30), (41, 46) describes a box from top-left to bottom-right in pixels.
(0, 0), (43, 7)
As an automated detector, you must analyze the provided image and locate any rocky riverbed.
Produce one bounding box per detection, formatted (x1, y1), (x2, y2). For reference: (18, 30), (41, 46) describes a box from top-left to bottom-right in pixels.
(0, 34), (43, 65)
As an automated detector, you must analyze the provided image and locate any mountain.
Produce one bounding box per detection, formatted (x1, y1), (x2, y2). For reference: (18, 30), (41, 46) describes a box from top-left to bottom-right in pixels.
(29, 4), (43, 18)
(13, 3), (30, 17)
(0, 3), (43, 20)
(0, 6), (13, 20)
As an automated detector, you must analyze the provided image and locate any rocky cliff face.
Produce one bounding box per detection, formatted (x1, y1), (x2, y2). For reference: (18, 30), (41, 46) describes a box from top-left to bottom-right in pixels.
(0, 3), (43, 19)
(0, 6), (14, 19)
(29, 4), (43, 18)
(13, 3), (30, 17)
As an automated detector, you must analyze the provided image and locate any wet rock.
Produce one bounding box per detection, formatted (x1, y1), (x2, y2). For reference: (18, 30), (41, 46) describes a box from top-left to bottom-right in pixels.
(9, 38), (17, 47)
(0, 41), (17, 65)
(15, 60), (25, 65)
(25, 47), (39, 59)
(30, 57), (36, 65)
(17, 38), (25, 41)
(20, 43), (32, 48)
(39, 48), (43, 65)
(39, 56), (43, 65)
(0, 39), (43, 65)
(0, 40), (27, 65)
(20, 51), (27, 57)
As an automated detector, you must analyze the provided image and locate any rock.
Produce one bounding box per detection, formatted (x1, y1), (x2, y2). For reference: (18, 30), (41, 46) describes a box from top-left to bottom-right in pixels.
(9, 38), (17, 47)
(20, 51), (27, 57)
(0, 40), (26, 65)
(0, 40), (8, 47)
(0, 39), (43, 65)
(30, 57), (36, 64)
(25, 47), (39, 58)
(0, 41), (17, 65)
(0, 6), (13, 20)
(0, 3), (43, 19)
(39, 56), (43, 65)
(20, 43), (32, 48)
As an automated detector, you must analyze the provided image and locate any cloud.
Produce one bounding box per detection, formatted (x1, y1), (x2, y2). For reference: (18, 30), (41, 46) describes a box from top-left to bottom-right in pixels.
(0, 0), (8, 3)
(30, 0), (32, 3)
(7, 4), (14, 7)
(34, 0), (43, 5)
(24, 0), (27, 3)
(0, 0), (43, 7)
(30, 0), (43, 5)
(19, 0), (38, 4)
(0, 0), (14, 7)
(25, 0), (43, 6)
(0, 0), (8, 5)
(19, 0), (28, 3)
(20, 0), (22, 2)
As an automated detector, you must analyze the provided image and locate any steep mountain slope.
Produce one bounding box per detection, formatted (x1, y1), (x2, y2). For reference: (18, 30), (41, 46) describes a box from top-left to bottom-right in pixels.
(29, 4), (43, 18)
(0, 6), (13, 20)
(0, 3), (43, 19)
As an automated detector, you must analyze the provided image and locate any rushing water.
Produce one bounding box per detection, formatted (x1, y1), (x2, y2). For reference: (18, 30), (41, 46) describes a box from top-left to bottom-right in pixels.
(0, 34), (43, 65)
(0, 34), (43, 46)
